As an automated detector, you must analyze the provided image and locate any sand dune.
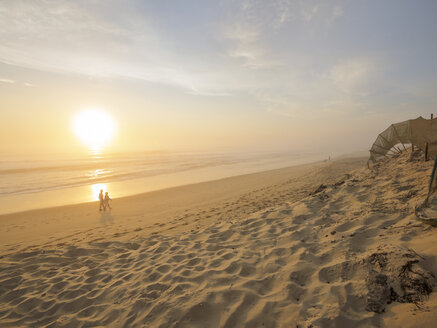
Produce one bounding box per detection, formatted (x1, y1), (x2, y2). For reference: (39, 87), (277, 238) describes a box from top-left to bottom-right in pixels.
(1, 153), (437, 327)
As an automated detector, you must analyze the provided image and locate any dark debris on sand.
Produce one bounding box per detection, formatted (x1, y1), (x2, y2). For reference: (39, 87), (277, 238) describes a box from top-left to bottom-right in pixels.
(364, 246), (434, 313)
(309, 184), (327, 195)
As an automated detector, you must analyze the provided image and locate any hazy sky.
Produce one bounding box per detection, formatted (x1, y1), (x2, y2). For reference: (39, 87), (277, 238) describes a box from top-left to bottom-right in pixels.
(1, 0), (436, 156)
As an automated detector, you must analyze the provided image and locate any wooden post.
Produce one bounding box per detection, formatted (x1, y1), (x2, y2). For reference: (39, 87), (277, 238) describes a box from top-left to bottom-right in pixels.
(425, 142), (429, 161)
(431, 114), (434, 161)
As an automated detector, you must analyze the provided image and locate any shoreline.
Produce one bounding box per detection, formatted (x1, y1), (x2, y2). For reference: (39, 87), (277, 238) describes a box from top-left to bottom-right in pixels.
(0, 159), (325, 216)
(0, 156), (366, 254)
(0, 154), (331, 216)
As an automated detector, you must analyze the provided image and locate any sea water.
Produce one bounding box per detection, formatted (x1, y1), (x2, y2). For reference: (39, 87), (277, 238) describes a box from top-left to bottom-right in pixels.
(0, 151), (326, 214)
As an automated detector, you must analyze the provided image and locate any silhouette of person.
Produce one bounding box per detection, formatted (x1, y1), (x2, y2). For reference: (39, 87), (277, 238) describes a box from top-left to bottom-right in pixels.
(99, 189), (104, 211)
(104, 192), (112, 211)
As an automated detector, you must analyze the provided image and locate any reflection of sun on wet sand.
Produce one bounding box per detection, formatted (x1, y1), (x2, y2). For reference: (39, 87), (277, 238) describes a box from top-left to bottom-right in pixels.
(1, 154), (437, 327)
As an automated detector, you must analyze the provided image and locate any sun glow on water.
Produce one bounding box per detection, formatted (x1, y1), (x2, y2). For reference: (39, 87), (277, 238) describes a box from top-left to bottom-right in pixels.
(73, 109), (116, 153)
(91, 183), (107, 201)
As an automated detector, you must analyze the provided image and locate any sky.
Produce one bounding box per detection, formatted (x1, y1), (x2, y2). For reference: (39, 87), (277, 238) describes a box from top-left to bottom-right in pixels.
(0, 0), (436, 157)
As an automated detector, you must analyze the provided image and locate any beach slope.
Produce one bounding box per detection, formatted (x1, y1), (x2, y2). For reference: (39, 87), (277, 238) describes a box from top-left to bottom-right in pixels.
(1, 154), (437, 327)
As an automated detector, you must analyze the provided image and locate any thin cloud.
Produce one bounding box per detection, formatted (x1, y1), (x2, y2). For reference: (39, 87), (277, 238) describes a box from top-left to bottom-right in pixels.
(0, 0), (228, 96)
(301, 4), (320, 21)
(0, 78), (14, 84)
(329, 59), (375, 94)
(187, 88), (231, 97)
(222, 22), (279, 69)
(256, 57), (379, 119)
(222, 0), (346, 70)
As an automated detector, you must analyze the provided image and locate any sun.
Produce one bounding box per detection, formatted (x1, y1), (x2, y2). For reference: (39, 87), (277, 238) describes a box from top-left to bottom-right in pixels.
(73, 109), (116, 152)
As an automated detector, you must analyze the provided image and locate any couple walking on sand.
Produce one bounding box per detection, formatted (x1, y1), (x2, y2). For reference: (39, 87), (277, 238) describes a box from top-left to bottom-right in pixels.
(99, 190), (112, 211)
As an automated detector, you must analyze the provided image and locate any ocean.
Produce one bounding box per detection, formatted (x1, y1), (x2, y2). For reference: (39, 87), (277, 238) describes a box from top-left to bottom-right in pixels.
(0, 151), (327, 214)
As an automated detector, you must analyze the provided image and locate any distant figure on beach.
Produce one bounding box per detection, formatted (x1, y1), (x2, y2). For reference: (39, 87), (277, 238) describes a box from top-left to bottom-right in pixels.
(99, 189), (104, 211)
(104, 192), (112, 211)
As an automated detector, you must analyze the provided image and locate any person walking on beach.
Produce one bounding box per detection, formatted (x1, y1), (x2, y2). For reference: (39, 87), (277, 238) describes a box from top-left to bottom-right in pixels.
(99, 189), (104, 211)
(104, 192), (112, 211)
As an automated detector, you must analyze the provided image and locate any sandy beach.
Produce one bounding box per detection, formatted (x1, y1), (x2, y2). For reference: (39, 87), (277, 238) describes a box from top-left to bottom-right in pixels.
(1, 154), (437, 327)
(2, 1), (436, 327)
